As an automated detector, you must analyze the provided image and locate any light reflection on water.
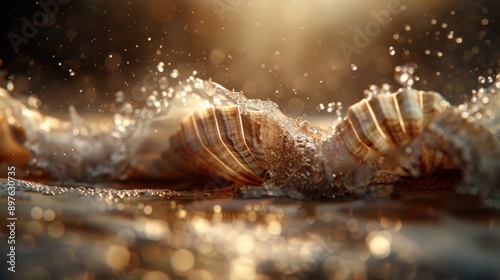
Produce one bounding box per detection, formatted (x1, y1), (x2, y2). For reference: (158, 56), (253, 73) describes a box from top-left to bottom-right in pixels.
(1, 178), (499, 279)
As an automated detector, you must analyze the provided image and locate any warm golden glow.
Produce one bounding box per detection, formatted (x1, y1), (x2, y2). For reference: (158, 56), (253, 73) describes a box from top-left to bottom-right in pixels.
(366, 231), (392, 259)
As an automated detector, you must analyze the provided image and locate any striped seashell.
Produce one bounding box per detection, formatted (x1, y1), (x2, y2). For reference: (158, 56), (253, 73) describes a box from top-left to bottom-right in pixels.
(146, 86), (460, 190)
(161, 105), (269, 185)
(334, 89), (458, 183)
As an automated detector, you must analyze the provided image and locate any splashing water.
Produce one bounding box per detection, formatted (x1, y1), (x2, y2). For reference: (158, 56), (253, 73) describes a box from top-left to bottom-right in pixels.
(0, 65), (499, 206)
(394, 63), (419, 89)
(1, 70), (241, 182)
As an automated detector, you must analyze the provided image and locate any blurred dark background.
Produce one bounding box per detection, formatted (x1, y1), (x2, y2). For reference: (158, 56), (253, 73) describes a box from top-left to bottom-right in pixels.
(0, 0), (499, 117)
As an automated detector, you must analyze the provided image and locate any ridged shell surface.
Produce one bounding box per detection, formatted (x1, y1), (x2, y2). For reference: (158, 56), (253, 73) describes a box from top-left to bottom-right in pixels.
(159, 88), (459, 187)
(169, 105), (268, 185)
(337, 89), (457, 182)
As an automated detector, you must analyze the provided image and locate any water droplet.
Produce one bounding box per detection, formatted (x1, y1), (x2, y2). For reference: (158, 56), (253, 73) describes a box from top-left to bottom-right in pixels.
(350, 64), (358, 71)
(157, 62), (165, 73)
(380, 83), (392, 94)
(146, 96), (154, 107)
(115, 91), (125, 103)
(6, 81), (14, 91)
(364, 84), (382, 99)
(478, 76), (486, 84)
(121, 102), (133, 115)
(69, 69), (75, 76)
(389, 46), (396, 56)
(170, 69), (179, 78)
(394, 63), (417, 89)
(27, 95), (42, 108)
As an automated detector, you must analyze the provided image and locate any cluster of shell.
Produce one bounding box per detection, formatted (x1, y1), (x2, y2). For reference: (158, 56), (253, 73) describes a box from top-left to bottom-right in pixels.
(158, 85), (470, 197)
(0, 70), (499, 201)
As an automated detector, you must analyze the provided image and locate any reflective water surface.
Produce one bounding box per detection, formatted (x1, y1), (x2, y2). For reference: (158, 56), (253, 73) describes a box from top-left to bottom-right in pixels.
(1, 174), (499, 280)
